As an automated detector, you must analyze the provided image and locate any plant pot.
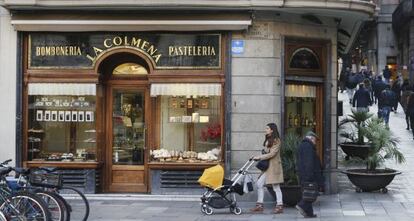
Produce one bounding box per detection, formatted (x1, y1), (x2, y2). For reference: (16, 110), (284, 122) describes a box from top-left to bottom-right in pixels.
(339, 142), (370, 160)
(341, 169), (401, 193)
(266, 185), (302, 207)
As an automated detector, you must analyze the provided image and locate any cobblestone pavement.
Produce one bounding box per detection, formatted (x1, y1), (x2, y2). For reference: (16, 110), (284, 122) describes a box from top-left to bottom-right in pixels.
(69, 92), (414, 221)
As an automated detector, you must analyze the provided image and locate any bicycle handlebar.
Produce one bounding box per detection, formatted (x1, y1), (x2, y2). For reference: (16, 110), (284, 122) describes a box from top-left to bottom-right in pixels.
(0, 159), (12, 165)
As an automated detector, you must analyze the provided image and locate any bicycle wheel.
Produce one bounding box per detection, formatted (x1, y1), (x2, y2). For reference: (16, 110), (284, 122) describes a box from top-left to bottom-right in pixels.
(0, 191), (51, 221)
(35, 190), (67, 221)
(0, 211), (6, 221)
(58, 186), (89, 221)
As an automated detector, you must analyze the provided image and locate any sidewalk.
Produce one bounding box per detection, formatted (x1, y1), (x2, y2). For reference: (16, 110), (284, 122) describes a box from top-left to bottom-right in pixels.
(70, 92), (414, 221)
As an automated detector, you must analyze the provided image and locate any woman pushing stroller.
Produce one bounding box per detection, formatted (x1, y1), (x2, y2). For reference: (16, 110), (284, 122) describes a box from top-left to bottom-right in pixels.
(250, 123), (284, 214)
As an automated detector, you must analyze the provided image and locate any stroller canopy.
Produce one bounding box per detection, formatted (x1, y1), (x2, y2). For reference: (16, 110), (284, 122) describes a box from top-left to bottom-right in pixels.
(198, 164), (224, 189)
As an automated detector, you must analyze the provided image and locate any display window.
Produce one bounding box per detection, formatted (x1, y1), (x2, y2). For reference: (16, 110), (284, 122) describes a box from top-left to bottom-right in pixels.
(27, 83), (97, 162)
(285, 84), (317, 137)
(150, 84), (223, 163)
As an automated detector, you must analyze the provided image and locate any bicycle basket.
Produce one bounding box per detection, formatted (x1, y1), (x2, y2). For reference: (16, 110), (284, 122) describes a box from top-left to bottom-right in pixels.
(29, 173), (62, 188)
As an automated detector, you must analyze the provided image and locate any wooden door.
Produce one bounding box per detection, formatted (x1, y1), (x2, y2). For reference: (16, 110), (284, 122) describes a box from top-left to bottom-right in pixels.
(106, 86), (148, 192)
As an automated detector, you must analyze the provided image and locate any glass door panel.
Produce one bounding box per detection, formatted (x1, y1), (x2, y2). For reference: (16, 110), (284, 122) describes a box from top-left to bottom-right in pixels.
(112, 90), (145, 165)
(285, 84), (317, 138)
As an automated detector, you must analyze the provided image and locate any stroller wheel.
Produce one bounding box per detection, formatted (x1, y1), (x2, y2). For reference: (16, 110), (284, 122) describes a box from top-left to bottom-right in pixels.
(200, 204), (206, 214)
(204, 206), (213, 215)
(230, 206), (242, 215)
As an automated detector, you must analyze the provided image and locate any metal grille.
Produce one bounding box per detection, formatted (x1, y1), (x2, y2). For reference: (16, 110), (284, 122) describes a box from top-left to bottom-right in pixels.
(160, 170), (202, 188)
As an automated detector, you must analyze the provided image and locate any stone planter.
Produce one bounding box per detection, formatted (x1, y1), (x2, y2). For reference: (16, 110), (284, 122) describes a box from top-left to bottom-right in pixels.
(341, 169), (401, 193)
(339, 142), (370, 160)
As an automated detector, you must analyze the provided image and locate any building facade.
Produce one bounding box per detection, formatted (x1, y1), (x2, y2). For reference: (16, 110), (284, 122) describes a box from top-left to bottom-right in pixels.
(0, 0), (375, 195)
(393, 0), (414, 83)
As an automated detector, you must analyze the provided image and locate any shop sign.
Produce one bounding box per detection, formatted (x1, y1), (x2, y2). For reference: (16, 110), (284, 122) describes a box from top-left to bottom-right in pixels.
(29, 33), (221, 69)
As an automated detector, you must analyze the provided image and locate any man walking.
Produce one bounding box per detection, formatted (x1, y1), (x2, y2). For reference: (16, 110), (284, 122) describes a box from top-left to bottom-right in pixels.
(378, 85), (396, 127)
(383, 65), (392, 83)
(295, 131), (323, 218)
(353, 83), (372, 112)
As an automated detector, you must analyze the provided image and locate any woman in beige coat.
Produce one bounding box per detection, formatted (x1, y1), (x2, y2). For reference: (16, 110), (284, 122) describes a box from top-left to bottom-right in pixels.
(250, 123), (284, 213)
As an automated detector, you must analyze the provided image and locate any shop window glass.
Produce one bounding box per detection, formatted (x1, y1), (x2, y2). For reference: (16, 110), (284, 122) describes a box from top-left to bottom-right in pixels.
(112, 63), (148, 75)
(151, 95), (222, 163)
(285, 84), (317, 137)
(28, 91), (97, 162)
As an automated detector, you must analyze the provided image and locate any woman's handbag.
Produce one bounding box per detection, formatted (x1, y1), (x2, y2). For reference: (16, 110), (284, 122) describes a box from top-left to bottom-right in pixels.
(255, 159), (269, 171)
(302, 182), (318, 202)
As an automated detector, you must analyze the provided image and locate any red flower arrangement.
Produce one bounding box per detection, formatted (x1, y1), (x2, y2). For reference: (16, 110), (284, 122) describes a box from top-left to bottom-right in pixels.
(201, 123), (221, 141)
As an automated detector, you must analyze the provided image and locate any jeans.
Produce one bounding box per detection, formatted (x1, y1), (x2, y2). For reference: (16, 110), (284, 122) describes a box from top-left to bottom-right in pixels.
(256, 174), (283, 205)
(379, 106), (392, 126)
(346, 88), (356, 103)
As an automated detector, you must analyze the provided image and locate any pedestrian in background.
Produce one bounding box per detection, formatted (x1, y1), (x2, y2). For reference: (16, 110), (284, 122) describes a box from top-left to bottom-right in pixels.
(352, 83), (372, 112)
(407, 90), (414, 140)
(391, 74), (403, 113)
(378, 85), (397, 127)
(250, 123), (284, 214)
(345, 71), (358, 104)
(383, 65), (392, 83)
(295, 131), (323, 219)
(401, 80), (412, 130)
(373, 75), (388, 105)
(338, 68), (348, 93)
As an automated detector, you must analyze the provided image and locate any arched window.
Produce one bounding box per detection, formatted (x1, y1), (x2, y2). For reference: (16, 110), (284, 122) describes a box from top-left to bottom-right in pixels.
(289, 48), (320, 70)
(112, 63), (148, 75)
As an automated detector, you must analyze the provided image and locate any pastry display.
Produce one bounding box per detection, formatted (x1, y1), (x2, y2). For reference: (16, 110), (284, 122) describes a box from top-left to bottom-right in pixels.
(150, 147), (221, 162)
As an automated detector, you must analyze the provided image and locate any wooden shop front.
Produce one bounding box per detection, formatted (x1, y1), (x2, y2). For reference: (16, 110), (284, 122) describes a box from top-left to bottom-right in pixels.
(23, 32), (227, 193)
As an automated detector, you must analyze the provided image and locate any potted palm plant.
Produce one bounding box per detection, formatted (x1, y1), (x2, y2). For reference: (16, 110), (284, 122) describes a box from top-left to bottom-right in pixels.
(339, 109), (373, 160)
(267, 132), (301, 206)
(342, 118), (405, 193)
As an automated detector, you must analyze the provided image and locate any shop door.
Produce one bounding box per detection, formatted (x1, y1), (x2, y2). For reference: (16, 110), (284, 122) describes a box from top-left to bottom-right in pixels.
(284, 83), (323, 159)
(107, 86), (148, 192)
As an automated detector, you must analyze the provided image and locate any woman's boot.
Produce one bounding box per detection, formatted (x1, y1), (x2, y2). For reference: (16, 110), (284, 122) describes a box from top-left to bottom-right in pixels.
(273, 204), (284, 214)
(250, 203), (264, 213)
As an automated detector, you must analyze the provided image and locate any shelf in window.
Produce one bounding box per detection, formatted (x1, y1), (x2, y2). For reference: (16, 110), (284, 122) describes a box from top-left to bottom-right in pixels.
(28, 129), (44, 133)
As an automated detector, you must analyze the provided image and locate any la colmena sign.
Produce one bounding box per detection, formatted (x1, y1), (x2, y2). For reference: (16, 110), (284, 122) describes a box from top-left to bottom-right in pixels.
(29, 33), (221, 69)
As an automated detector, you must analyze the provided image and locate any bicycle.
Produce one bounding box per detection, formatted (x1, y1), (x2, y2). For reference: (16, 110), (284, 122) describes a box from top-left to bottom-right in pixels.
(28, 167), (89, 221)
(0, 166), (51, 221)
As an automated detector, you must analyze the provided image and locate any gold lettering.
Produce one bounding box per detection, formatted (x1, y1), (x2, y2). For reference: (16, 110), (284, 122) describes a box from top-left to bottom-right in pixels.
(124, 36), (130, 46)
(86, 54), (95, 62)
(36, 47), (40, 56)
(169, 46), (174, 56)
(141, 41), (149, 51)
(104, 38), (113, 48)
(211, 47), (216, 55)
(131, 37), (141, 47)
(202, 46), (207, 55)
(153, 54), (161, 63)
(93, 47), (103, 57)
(35, 46), (82, 56)
(147, 45), (157, 56)
(113, 36), (122, 46)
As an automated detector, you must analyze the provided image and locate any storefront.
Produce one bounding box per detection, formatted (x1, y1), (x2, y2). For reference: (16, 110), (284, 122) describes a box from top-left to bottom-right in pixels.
(23, 32), (227, 193)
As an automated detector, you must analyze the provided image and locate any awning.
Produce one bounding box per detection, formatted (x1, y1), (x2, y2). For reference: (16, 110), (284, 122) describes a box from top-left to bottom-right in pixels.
(150, 83), (221, 97)
(28, 83), (96, 95)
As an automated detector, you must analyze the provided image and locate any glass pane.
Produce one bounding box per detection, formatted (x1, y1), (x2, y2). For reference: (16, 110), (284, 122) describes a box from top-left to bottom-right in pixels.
(152, 95), (221, 163)
(112, 90), (145, 165)
(285, 84), (317, 138)
(28, 95), (97, 161)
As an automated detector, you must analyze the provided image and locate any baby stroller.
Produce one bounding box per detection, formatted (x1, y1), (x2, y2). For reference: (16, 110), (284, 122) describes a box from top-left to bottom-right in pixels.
(198, 159), (255, 215)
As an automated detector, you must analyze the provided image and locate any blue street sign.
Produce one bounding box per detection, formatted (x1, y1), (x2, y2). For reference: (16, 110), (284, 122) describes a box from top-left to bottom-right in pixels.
(231, 40), (244, 55)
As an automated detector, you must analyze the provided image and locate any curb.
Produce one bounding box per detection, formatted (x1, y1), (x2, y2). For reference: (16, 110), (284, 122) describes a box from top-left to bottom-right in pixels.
(61, 194), (201, 202)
